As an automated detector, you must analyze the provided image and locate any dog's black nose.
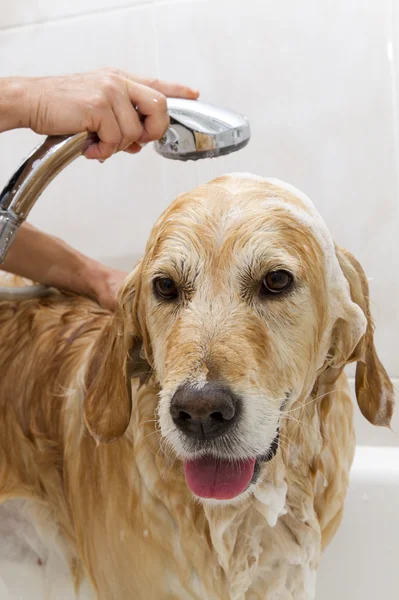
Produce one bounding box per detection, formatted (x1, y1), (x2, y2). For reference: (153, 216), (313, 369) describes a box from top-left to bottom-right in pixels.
(170, 383), (239, 440)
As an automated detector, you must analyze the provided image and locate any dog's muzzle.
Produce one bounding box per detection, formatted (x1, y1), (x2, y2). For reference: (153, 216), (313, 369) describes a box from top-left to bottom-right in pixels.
(169, 383), (279, 501)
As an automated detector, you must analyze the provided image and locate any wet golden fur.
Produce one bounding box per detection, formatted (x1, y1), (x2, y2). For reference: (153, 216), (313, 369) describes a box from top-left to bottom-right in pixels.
(0, 175), (394, 599)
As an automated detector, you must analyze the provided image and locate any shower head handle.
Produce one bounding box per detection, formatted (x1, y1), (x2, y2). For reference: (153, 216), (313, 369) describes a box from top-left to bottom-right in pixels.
(0, 98), (250, 263)
(0, 131), (94, 263)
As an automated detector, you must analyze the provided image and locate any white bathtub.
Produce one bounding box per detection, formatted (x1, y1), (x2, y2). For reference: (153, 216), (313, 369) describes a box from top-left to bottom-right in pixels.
(317, 445), (399, 600)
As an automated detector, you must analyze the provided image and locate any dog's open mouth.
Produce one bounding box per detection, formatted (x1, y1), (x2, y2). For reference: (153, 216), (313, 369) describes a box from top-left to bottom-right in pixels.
(184, 456), (256, 500)
(183, 431), (280, 500)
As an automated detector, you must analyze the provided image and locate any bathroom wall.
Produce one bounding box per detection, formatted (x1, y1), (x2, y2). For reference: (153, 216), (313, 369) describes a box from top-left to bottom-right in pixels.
(0, 0), (398, 441)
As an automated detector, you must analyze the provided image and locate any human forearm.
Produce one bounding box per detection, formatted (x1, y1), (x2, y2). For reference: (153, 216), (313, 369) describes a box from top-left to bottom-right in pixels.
(0, 77), (29, 133)
(2, 222), (95, 291)
(1, 223), (127, 310)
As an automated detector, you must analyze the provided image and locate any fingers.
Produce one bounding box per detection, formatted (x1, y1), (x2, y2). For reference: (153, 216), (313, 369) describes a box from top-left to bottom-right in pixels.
(125, 81), (170, 143)
(103, 68), (199, 99)
(85, 77), (144, 160)
(132, 76), (200, 100)
(85, 104), (121, 160)
(84, 68), (199, 160)
(110, 86), (144, 151)
(124, 142), (142, 154)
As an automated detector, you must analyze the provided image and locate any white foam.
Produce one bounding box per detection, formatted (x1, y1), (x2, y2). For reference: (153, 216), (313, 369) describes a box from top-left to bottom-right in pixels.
(253, 479), (288, 528)
(225, 172), (268, 182)
(223, 173), (358, 321)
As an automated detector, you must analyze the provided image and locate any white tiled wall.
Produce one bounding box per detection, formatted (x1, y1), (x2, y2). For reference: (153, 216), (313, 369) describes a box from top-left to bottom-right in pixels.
(0, 0), (398, 426)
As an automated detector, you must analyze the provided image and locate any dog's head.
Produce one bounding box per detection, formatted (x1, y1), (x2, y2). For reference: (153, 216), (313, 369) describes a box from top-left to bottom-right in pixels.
(83, 174), (394, 502)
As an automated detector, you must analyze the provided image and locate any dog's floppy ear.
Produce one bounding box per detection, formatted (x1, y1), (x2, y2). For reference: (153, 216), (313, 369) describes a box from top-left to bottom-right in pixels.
(83, 261), (151, 443)
(328, 246), (394, 426)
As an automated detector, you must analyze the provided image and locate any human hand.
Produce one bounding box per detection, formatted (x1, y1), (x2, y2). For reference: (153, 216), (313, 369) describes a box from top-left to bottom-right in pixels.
(87, 264), (128, 312)
(15, 68), (199, 160)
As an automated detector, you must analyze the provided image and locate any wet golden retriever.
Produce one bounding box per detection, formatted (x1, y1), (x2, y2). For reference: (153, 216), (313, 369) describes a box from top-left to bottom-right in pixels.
(0, 174), (394, 599)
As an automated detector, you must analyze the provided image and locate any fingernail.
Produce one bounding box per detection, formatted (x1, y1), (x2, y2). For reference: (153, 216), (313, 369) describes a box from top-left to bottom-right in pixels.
(98, 159), (105, 164)
(138, 142), (147, 148)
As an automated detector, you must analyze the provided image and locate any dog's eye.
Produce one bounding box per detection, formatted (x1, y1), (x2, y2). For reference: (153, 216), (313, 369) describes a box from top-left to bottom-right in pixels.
(154, 277), (178, 300)
(261, 270), (292, 294)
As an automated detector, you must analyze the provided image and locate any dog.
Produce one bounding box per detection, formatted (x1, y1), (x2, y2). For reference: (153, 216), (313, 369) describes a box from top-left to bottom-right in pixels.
(0, 174), (394, 600)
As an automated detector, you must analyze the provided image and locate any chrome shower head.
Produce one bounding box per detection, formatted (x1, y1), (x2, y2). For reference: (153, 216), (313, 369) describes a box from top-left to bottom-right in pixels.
(154, 98), (250, 160)
(0, 99), (251, 263)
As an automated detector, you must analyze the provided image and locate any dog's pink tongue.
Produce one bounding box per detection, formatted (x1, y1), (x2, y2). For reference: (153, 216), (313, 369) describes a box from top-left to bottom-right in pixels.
(183, 457), (256, 500)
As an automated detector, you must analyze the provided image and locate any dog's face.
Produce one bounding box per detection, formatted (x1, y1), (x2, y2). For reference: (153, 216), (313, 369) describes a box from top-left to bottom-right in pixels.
(133, 174), (366, 501)
(84, 174), (394, 503)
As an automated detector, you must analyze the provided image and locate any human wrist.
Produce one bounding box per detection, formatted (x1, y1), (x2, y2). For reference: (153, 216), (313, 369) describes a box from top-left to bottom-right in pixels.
(77, 258), (111, 302)
(44, 247), (97, 298)
(0, 77), (31, 133)
(53, 248), (113, 306)
(78, 260), (126, 311)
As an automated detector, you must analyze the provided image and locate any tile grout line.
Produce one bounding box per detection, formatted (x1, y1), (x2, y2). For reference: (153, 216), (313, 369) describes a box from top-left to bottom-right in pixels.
(0, 0), (155, 34)
(0, 0), (210, 34)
